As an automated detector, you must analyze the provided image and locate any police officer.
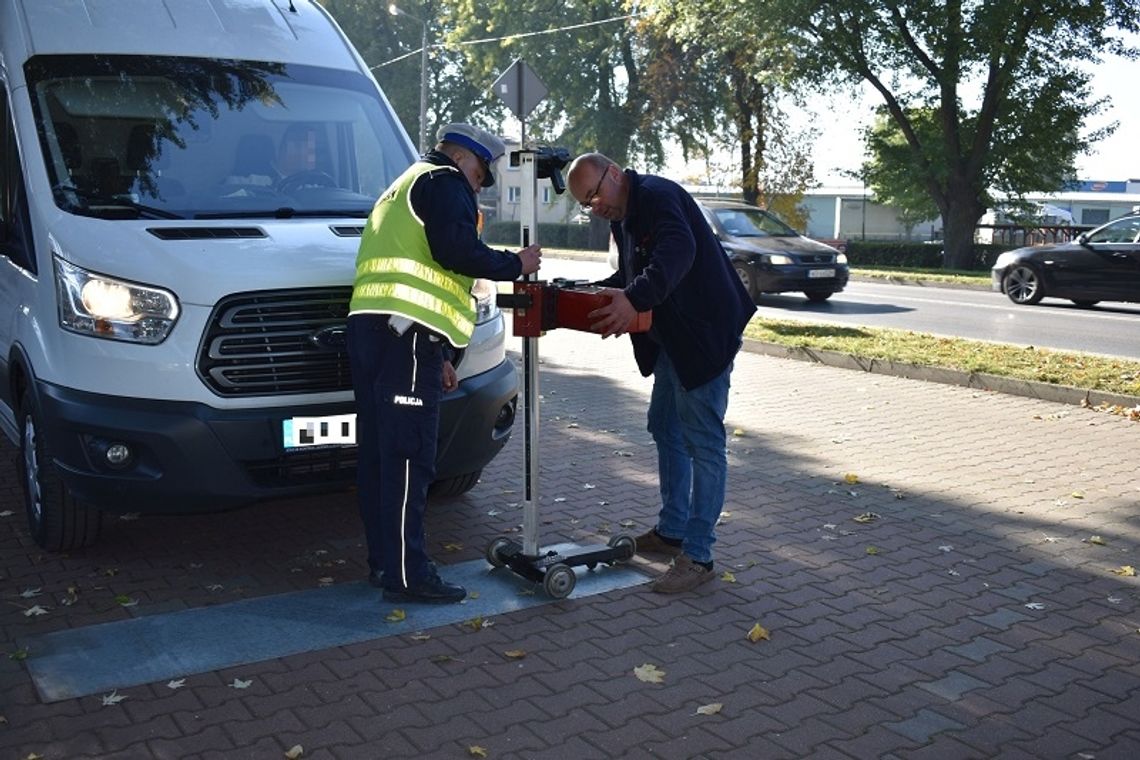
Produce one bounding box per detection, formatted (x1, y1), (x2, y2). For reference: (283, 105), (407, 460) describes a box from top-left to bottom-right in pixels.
(348, 123), (541, 604)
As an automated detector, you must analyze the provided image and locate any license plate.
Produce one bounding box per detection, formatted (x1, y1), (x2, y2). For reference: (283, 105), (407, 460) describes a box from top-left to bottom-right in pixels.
(808, 268), (835, 279)
(283, 414), (356, 449)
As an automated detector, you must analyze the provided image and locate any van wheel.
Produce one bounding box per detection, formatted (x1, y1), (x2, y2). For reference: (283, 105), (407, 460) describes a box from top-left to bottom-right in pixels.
(18, 390), (101, 551)
(429, 469), (482, 498)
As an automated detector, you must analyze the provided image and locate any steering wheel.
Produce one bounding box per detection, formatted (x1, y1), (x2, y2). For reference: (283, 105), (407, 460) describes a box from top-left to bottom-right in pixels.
(278, 170), (337, 194)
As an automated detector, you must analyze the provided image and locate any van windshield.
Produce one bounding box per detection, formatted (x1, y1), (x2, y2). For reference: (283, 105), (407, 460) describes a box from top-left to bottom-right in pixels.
(25, 55), (415, 220)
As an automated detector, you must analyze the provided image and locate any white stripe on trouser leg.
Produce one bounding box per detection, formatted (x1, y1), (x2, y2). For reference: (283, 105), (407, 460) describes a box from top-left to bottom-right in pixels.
(400, 332), (417, 588)
(399, 459), (410, 587)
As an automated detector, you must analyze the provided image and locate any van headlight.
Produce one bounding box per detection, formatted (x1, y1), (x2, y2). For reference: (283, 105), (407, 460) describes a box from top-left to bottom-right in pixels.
(54, 256), (179, 344)
(471, 278), (500, 324)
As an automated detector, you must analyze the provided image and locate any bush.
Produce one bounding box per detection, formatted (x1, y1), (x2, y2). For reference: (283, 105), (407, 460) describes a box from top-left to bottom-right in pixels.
(483, 222), (600, 250)
(845, 241), (1011, 272)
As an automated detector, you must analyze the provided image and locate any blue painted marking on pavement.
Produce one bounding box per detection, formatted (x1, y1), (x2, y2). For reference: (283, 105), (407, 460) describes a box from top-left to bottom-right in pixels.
(21, 546), (650, 702)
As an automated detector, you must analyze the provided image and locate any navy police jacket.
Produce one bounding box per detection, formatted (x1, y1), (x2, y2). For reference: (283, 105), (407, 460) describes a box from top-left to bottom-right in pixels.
(597, 170), (757, 390)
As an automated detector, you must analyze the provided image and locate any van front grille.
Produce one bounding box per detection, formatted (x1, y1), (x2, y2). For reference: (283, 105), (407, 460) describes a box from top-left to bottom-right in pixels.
(197, 288), (352, 396)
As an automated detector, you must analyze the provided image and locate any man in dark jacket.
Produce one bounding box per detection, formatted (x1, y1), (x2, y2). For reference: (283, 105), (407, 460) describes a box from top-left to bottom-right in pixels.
(567, 153), (756, 593)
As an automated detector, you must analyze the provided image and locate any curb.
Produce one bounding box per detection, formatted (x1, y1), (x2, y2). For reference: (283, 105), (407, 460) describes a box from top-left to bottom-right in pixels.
(743, 339), (1140, 410)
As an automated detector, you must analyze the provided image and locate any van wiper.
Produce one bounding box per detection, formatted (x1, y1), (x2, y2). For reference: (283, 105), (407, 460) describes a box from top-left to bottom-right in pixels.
(54, 186), (184, 220)
(195, 208), (370, 220)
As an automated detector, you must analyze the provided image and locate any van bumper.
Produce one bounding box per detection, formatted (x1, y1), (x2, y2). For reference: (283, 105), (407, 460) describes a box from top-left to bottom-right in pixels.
(34, 359), (518, 514)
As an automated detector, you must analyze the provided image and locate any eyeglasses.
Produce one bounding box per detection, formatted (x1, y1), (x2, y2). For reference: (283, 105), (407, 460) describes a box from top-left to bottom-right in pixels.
(579, 170), (607, 211)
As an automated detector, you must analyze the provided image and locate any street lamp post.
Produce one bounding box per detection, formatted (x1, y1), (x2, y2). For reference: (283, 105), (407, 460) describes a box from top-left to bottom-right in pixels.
(388, 3), (429, 154)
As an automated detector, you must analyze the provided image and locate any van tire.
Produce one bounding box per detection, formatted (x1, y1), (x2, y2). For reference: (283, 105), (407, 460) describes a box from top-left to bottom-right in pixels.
(429, 470), (482, 498)
(18, 389), (101, 551)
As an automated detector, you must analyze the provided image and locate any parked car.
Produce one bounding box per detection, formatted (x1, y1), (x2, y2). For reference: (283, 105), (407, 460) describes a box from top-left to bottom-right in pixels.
(699, 200), (849, 302)
(603, 199), (849, 302)
(991, 211), (1140, 307)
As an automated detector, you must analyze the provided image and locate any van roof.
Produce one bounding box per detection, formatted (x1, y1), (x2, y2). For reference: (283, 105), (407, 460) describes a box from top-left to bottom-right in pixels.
(7, 0), (361, 70)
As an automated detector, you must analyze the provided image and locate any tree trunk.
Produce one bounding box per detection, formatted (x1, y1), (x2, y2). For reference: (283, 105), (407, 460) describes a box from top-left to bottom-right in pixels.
(941, 194), (985, 270)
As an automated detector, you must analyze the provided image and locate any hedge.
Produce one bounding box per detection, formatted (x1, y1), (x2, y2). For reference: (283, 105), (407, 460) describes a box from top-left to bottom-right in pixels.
(844, 241), (1012, 272)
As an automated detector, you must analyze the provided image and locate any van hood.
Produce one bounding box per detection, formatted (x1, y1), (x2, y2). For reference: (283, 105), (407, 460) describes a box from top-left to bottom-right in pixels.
(49, 219), (363, 305)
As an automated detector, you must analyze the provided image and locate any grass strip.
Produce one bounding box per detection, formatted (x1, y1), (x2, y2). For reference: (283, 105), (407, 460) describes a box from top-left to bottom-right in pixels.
(745, 318), (1140, 398)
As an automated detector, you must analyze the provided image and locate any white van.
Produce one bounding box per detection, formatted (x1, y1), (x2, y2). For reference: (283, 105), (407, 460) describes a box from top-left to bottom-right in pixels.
(0, 0), (519, 550)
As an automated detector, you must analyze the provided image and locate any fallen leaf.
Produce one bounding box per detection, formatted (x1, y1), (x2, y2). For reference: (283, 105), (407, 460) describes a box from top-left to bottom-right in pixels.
(468, 747), (488, 758)
(938, 545), (953, 553)
(284, 745), (304, 759)
(167, 679), (186, 689)
(852, 512), (880, 524)
(732, 428), (745, 437)
(24, 754), (42, 760)
(1071, 491), (1085, 499)
(865, 546), (880, 555)
(410, 633), (431, 641)
(118, 512), (140, 521)
(1087, 535), (1106, 546)
(503, 649), (527, 659)
(385, 609), (407, 623)
(229, 678), (252, 689)
(843, 473), (860, 484)
(101, 690), (127, 705)
(619, 519), (636, 528)
(462, 616), (492, 631)
(59, 586), (80, 606)
(583, 483), (597, 490)
(613, 450), (633, 457)
(23, 605), (49, 618)
(8, 648), (29, 661)
(1111, 565), (1136, 577)
(431, 654), (461, 663)
(633, 663), (665, 684)
(720, 571), (737, 583)
(1107, 596), (1122, 604)
(1025, 602), (1046, 610)
(553, 497), (567, 503)
(694, 702), (723, 716)
(19, 588), (42, 598)
(0, 510), (14, 517)
(442, 542), (463, 552)
(468, 591), (480, 600)
(317, 577), (334, 586)
(115, 596), (139, 607)
(746, 623), (770, 643)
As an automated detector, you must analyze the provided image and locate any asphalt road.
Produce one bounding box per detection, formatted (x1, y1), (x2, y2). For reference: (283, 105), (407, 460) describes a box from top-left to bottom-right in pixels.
(544, 258), (1140, 360)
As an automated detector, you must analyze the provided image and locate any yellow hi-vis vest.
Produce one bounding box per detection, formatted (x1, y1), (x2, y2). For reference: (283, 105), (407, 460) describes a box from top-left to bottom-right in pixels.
(348, 162), (477, 347)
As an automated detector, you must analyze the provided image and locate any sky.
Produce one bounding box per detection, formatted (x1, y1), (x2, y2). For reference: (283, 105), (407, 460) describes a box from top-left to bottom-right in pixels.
(669, 35), (1139, 188)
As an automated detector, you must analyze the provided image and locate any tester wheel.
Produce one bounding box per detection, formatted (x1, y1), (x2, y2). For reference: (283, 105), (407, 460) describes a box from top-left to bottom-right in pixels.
(543, 563), (576, 599)
(486, 537), (514, 568)
(607, 534), (636, 564)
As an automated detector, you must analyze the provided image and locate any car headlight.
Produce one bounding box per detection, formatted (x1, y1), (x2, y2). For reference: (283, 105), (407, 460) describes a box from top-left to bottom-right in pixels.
(836, 252), (848, 264)
(992, 251), (1016, 270)
(471, 278), (500, 324)
(54, 256), (179, 344)
(766, 254), (794, 266)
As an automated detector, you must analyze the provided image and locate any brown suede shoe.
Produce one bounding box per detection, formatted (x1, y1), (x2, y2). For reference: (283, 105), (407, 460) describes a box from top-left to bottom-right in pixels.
(651, 555), (715, 593)
(635, 528), (684, 558)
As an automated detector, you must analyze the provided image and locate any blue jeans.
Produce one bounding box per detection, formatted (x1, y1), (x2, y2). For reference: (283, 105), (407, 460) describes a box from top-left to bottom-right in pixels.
(647, 351), (732, 564)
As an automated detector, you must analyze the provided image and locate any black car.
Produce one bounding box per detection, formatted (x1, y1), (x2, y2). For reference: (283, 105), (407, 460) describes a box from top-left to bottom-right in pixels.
(699, 200), (849, 302)
(991, 212), (1140, 307)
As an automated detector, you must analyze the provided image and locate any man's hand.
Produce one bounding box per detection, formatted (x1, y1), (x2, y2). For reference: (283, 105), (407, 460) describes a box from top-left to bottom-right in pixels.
(588, 288), (638, 339)
(516, 244), (542, 276)
(442, 360), (458, 392)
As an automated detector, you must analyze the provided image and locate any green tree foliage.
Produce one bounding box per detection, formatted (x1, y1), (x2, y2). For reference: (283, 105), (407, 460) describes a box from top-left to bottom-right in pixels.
(642, 2), (817, 215)
(321, 1), (487, 145)
(702, 0), (1139, 268)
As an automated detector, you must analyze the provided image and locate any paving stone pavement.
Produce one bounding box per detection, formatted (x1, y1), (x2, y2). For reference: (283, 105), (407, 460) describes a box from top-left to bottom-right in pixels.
(1, 322), (1139, 759)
